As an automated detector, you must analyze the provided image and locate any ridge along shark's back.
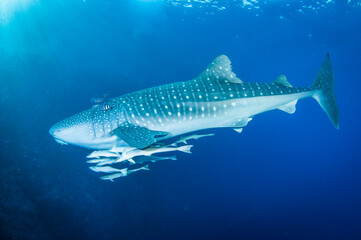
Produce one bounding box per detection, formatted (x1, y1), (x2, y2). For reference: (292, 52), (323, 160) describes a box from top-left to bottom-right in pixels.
(49, 54), (339, 150)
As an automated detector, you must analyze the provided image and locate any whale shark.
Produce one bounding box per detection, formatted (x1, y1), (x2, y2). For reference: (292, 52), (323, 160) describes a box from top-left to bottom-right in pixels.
(49, 54), (339, 150)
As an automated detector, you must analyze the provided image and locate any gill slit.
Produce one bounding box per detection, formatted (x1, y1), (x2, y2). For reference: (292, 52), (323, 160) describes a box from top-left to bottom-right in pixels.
(91, 108), (97, 138)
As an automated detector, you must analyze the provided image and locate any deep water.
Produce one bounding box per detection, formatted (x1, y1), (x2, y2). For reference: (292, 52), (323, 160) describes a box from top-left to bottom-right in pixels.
(0, 1), (360, 239)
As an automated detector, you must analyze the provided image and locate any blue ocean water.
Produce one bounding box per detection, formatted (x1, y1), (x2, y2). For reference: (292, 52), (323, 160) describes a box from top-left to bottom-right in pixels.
(0, 0), (360, 239)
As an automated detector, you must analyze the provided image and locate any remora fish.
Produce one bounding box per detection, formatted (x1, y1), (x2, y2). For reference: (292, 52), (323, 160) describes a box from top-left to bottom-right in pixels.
(99, 173), (125, 182)
(95, 159), (117, 166)
(133, 155), (177, 164)
(87, 150), (120, 158)
(100, 165), (150, 182)
(91, 94), (109, 108)
(124, 165), (150, 175)
(89, 165), (126, 174)
(86, 158), (114, 164)
(171, 133), (215, 145)
(49, 54), (339, 149)
(115, 145), (192, 163)
(108, 145), (136, 154)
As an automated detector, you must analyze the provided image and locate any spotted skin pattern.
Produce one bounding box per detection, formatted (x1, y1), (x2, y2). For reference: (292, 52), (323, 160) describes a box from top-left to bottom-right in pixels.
(50, 54), (338, 149)
(88, 56), (316, 140)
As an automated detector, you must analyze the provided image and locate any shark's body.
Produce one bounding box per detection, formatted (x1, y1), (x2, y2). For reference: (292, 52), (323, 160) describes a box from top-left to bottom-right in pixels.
(49, 55), (339, 150)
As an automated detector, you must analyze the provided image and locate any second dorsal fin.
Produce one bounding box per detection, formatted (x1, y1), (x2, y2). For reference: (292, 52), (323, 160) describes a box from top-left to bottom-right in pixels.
(273, 75), (292, 87)
(196, 55), (242, 84)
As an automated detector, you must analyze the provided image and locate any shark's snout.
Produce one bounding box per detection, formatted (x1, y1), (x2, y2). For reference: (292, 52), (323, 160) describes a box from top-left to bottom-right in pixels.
(49, 124), (59, 137)
(49, 124), (69, 145)
(49, 109), (118, 149)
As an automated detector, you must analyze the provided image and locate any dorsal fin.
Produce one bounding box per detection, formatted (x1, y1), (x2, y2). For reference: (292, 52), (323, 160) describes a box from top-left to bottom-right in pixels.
(273, 75), (292, 87)
(196, 55), (242, 84)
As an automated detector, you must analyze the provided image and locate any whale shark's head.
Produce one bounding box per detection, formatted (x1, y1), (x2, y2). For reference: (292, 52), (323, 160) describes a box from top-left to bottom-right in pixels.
(49, 109), (95, 147)
(49, 108), (120, 149)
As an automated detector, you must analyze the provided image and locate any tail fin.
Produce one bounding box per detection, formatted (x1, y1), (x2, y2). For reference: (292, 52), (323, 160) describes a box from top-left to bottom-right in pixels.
(127, 158), (135, 164)
(312, 53), (339, 129)
(142, 165), (150, 171)
(178, 145), (193, 154)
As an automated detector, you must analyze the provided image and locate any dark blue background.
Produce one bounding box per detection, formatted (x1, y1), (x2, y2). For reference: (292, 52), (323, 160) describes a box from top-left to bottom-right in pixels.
(0, 1), (360, 239)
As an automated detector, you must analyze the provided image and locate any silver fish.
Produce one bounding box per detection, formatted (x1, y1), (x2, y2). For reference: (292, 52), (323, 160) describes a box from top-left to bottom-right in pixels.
(115, 145), (192, 163)
(86, 157), (114, 164)
(100, 165), (150, 182)
(89, 166), (126, 173)
(96, 159), (117, 166)
(108, 145), (136, 154)
(133, 155), (177, 164)
(171, 133), (215, 145)
(87, 150), (120, 159)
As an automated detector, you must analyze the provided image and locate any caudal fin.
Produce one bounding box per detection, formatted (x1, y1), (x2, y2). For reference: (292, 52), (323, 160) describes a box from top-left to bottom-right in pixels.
(178, 145), (193, 154)
(142, 165), (150, 171)
(312, 53), (339, 129)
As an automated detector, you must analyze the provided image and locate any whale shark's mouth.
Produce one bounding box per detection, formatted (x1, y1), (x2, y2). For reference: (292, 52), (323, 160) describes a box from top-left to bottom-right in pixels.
(55, 138), (68, 145)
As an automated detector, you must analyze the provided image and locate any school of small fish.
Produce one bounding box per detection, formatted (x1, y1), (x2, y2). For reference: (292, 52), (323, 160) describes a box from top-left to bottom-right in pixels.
(87, 133), (215, 182)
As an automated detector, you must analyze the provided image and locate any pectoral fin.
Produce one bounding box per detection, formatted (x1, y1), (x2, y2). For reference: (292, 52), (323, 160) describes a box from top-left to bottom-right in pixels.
(234, 117), (253, 128)
(233, 128), (243, 133)
(111, 122), (169, 149)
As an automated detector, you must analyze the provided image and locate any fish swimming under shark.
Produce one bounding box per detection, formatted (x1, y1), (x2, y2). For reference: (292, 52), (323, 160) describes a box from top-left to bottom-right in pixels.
(115, 144), (193, 163)
(133, 155), (177, 164)
(87, 150), (120, 158)
(100, 165), (150, 182)
(49, 54), (339, 151)
(170, 133), (215, 146)
(89, 165), (127, 174)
